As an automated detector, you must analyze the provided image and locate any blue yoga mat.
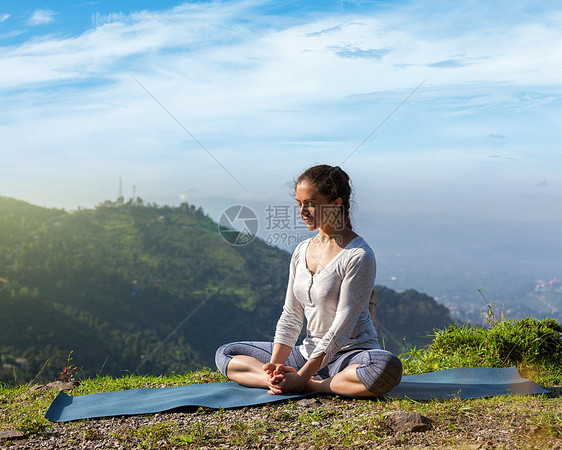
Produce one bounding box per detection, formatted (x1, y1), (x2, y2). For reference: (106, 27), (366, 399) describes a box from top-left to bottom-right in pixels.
(385, 366), (549, 400)
(45, 367), (549, 422)
(46, 382), (314, 422)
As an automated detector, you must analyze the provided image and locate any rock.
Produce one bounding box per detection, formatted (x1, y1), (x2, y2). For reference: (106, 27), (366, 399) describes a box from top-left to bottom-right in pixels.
(297, 398), (322, 408)
(383, 411), (432, 433)
(28, 384), (47, 393)
(527, 424), (547, 437)
(0, 430), (25, 442)
(296, 399), (313, 408)
(46, 380), (80, 391)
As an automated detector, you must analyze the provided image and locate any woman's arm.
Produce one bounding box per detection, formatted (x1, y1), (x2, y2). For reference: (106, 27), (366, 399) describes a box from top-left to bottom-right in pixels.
(262, 342), (293, 376)
(273, 244), (305, 349)
(270, 342), (293, 364)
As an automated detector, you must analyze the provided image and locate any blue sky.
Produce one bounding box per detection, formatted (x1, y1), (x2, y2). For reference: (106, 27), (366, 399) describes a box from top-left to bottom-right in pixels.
(1, 0), (561, 228)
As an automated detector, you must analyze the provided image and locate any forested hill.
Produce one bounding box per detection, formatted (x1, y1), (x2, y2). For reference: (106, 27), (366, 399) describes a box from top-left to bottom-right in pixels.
(0, 196), (451, 384)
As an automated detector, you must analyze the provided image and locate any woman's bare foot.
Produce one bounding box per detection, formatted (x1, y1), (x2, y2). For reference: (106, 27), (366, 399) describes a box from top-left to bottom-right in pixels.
(305, 377), (333, 393)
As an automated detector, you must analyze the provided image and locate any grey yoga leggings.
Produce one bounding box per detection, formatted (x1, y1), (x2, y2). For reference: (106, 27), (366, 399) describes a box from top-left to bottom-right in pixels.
(215, 341), (402, 396)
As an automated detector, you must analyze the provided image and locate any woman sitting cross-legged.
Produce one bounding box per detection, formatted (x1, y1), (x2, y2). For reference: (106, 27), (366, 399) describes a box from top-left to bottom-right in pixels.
(215, 164), (402, 396)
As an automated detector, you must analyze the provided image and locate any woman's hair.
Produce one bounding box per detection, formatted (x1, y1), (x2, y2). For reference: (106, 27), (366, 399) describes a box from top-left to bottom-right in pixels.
(295, 164), (353, 230)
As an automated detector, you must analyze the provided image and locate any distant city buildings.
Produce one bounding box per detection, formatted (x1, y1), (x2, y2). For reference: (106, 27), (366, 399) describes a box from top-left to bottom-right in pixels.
(534, 277), (562, 292)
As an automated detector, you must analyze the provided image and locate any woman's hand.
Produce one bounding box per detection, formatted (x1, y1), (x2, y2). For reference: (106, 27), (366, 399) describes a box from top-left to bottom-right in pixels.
(262, 345), (323, 395)
(263, 363), (284, 384)
(263, 362), (286, 389)
(264, 364), (307, 395)
(263, 343), (294, 389)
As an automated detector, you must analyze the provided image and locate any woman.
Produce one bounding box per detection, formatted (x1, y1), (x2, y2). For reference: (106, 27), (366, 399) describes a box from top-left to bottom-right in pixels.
(215, 165), (402, 396)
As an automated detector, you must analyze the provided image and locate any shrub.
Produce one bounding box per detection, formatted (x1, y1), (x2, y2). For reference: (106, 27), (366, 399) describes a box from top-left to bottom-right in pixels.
(402, 317), (562, 384)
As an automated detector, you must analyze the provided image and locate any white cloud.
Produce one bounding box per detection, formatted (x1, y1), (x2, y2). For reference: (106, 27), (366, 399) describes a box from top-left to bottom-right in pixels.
(2, 2), (561, 100)
(91, 11), (127, 27)
(0, 0), (561, 221)
(27, 9), (57, 26)
(0, 13), (10, 23)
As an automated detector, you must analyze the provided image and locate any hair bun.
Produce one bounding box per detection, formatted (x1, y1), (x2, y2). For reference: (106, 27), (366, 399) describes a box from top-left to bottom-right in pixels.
(334, 165), (349, 180)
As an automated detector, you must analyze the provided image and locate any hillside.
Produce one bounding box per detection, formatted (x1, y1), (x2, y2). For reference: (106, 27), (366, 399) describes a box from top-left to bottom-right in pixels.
(0, 196), (451, 384)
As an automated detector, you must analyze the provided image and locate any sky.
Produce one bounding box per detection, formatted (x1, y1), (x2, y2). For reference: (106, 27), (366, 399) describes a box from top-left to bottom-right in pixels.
(1, 1), (561, 243)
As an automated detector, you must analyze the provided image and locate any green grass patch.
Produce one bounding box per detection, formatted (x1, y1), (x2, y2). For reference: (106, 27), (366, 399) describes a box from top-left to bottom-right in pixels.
(402, 317), (562, 385)
(0, 384), (56, 437)
(73, 367), (227, 395)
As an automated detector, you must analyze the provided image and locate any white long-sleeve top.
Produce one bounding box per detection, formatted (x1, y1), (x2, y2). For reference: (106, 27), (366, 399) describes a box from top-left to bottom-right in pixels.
(274, 235), (380, 368)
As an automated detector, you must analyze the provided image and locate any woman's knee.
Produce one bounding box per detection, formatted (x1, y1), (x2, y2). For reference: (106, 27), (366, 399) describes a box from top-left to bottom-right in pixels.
(215, 341), (273, 376)
(355, 350), (403, 396)
(215, 343), (233, 376)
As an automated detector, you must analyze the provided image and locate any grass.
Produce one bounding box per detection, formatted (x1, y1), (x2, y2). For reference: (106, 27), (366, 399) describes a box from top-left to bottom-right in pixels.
(1, 317), (561, 448)
(401, 317), (562, 385)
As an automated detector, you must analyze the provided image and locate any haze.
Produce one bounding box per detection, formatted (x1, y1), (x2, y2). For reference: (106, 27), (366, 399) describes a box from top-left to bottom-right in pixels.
(1, 0), (561, 316)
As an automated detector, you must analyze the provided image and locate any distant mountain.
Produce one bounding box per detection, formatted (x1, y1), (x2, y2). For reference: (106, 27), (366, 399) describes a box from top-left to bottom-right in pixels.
(0, 196), (451, 384)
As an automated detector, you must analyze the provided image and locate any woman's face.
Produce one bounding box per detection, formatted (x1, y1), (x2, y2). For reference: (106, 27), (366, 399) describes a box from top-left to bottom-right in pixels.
(295, 180), (341, 231)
